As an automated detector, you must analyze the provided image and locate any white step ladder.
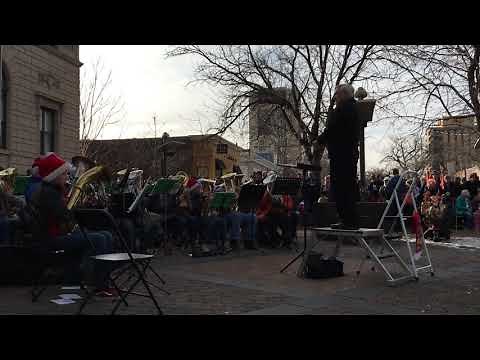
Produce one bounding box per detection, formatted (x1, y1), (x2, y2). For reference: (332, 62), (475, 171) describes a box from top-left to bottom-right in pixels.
(307, 227), (415, 285)
(373, 170), (435, 280)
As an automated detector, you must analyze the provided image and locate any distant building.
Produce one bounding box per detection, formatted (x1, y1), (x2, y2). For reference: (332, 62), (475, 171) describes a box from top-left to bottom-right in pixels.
(0, 45), (81, 173)
(239, 148), (278, 175)
(88, 134), (244, 179)
(248, 88), (303, 168)
(427, 114), (479, 175)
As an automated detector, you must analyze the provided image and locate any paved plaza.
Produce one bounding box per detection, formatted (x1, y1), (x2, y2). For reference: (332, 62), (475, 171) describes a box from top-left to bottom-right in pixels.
(1, 233), (480, 315)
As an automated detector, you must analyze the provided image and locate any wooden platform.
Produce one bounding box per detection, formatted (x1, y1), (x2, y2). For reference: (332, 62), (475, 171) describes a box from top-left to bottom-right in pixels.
(310, 227), (384, 237)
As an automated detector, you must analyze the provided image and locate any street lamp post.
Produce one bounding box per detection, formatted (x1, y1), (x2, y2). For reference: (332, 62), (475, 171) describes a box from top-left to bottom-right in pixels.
(158, 133), (186, 177)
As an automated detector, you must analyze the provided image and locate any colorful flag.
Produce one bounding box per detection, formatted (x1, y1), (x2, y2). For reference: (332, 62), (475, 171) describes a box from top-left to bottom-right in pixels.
(411, 210), (423, 260)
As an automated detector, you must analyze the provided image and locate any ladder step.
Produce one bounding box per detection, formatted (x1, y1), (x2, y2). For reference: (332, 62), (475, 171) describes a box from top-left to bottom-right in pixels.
(385, 234), (402, 240)
(384, 216), (412, 218)
(377, 253), (396, 259)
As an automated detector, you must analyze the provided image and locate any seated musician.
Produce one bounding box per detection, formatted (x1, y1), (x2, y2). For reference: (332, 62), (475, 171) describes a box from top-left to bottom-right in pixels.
(255, 172), (293, 248)
(30, 153), (117, 297)
(223, 176), (257, 251)
(108, 172), (140, 252)
(160, 178), (207, 250)
(269, 193), (295, 248)
(232, 190), (258, 251)
(186, 177), (207, 247)
(207, 178), (229, 252)
(456, 189), (474, 229)
(1, 179), (24, 243)
(24, 157), (43, 204)
(143, 184), (174, 249)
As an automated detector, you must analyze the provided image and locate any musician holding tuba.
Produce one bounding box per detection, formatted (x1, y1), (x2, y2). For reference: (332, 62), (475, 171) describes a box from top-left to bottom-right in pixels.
(30, 153), (117, 297)
(1, 168), (24, 243)
(24, 156), (44, 205)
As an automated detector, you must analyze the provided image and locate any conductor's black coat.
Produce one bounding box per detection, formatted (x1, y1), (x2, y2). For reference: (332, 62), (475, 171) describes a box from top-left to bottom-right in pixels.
(318, 98), (360, 160)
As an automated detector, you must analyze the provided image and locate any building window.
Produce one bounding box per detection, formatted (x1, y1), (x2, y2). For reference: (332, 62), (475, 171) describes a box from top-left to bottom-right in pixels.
(1, 64), (7, 149)
(216, 143), (228, 154)
(40, 107), (56, 154)
(197, 167), (209, 178)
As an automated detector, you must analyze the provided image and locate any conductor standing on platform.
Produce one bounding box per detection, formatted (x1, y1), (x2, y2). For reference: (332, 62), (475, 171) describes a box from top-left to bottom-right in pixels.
(318, 84), (360, 230)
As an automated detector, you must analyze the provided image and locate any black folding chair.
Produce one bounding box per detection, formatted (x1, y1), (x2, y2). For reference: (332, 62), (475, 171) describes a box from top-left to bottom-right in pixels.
(22, 204), (89, 302)
(73, 208), (167, 315)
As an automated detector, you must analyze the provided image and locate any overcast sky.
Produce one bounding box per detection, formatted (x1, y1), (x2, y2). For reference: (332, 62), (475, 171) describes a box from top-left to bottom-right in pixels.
(80, 45), (391, 169)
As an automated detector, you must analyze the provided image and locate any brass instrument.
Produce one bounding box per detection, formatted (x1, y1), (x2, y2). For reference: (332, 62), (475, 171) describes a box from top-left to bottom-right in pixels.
(0, 167), (16, 193)
(117, 168), (143, 195)
(221, 172), (236, 192)
(263, 171), (277, 186)
(68, 156), (96, 199)
(172, 171), (189, 186)
(168, 170), (189, 195)
(67, 165), (111, 210)
(198, 178), (215, 193)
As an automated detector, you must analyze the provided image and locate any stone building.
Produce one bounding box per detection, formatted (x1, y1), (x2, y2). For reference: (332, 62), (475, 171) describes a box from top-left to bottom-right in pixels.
(0, 45), (81, 173)
(88, 134), (244, 180)
(427, 114), (480, 175)
(248, 88), (303, 167)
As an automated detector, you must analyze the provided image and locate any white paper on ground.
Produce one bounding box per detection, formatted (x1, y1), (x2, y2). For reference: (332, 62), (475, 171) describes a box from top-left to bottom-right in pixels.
(61, 286), (81, 290)
(59, 294), (82, 300)
(50, 298), (76, 305)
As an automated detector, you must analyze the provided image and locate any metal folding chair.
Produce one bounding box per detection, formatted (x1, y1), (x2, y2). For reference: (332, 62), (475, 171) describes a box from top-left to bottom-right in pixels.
(73, 208), (167, 315)
(22, 203), (89, 302)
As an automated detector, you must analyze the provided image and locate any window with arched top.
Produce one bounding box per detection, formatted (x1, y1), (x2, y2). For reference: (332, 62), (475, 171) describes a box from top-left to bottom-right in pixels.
(1, 63), (7, 149)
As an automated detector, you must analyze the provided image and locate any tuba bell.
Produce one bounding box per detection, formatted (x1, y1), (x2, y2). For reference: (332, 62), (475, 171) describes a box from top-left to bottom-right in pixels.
(173, 171), (189, 186)
(67, 165), (111, 210)
(68, 156), (96, 200)
(220, 172), (237, 192)
(0, 168), (17, 194)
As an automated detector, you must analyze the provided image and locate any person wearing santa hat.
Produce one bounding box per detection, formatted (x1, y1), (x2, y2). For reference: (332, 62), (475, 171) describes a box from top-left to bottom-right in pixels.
(185, 177), (207, 247)
(31, 152), (116, 297)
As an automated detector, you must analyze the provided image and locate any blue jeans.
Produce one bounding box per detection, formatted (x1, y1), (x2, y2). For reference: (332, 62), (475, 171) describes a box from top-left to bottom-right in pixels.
(225, 212), (256, 242)
(48, 230), (114, 289)
(208, 216), (227, 246)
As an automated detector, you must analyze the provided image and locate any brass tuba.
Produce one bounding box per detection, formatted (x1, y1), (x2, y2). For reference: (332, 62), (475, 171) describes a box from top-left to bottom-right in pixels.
(68, 156), (96, 200)
(0, 168), (17, 193)
(221, 172), (243, 193)
(173, 170), (189, 186)
(67, 165), (111, 210)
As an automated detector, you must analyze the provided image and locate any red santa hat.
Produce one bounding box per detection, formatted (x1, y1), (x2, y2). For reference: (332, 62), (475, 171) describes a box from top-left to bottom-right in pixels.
(31, 152), (56, 177)
(186, 177), (201, 191)
(39, 153), (69, 183)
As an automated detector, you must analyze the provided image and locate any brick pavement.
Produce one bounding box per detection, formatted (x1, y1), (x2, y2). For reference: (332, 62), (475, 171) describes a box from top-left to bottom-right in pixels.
(1, 234), (480, 315)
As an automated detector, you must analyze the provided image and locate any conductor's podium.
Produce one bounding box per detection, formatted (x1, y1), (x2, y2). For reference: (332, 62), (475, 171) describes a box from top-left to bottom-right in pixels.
(299, 227), (433, 286)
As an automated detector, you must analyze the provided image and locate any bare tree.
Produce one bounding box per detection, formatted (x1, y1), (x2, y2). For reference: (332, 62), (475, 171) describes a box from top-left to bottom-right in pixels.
(80, 57), (125, 157)
(166, 45), (398, 175)
(366, 167), (388, 180)
(379, 45), (480, 133)
(381, 133), (430, 172)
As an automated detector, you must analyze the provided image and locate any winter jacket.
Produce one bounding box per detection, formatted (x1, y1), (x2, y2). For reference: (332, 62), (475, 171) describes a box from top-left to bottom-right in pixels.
(24, 176), (42, 204)
(318, 98), (360, 160)
(455, 196), (472, 217)
(31, 182), (72, 241)
(385, 175), (407, 200)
